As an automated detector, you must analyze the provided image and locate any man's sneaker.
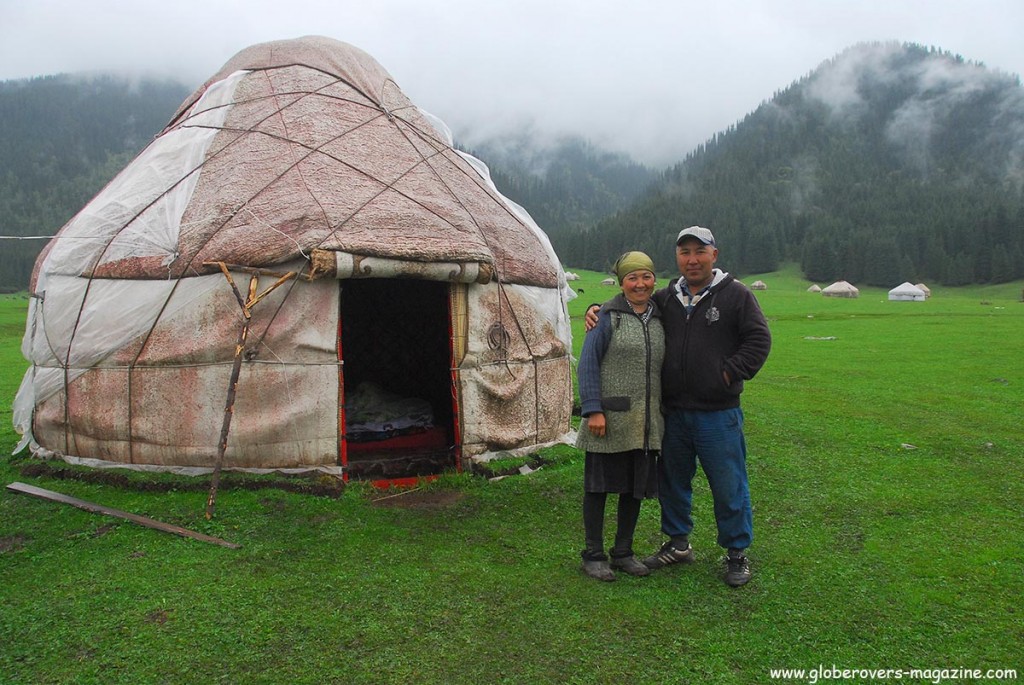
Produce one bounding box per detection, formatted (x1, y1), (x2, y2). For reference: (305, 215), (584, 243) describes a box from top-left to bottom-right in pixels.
(642, 540), (695, 569)
(609, 555), (651, 577)
(724, 551), (752, 587)
(581, 559), (616, 582)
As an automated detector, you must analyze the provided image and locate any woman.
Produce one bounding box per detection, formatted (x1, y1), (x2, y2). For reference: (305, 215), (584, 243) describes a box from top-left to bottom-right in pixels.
(576, 251), (665, 581)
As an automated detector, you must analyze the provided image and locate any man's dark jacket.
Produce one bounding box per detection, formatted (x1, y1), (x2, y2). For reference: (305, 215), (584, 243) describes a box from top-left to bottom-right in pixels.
(652, 271), (771, 412)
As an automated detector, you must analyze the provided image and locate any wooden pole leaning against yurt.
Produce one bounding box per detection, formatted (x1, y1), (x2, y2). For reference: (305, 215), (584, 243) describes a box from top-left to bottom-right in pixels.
(204, 262), (297, 519)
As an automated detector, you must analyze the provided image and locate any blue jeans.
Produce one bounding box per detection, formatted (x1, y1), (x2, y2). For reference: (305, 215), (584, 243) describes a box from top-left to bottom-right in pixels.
(658, 407), (752, 551)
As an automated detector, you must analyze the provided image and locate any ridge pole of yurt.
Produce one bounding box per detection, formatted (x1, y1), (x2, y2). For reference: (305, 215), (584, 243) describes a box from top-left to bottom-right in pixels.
(204, 264), (296, 519)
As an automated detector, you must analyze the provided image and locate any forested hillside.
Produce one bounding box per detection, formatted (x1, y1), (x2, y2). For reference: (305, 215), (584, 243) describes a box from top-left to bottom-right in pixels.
(465, 135), (656, 258)
(4, 44), (1022, 291)
(562, 43), (1024, 286)
(0, 74), (190, 291)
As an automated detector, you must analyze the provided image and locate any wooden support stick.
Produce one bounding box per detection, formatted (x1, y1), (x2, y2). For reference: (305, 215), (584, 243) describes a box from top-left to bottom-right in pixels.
(247, 271), (297, 309)
(214, 261), (248, 313)
(201, 261), (296, 279)
(6, 482), (241, 549)
(205, 273), (259, 520)
(202, 265), (296, 519)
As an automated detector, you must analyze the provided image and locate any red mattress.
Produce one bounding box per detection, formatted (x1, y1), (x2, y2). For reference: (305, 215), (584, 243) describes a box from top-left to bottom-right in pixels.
(346, 426), (448, 454)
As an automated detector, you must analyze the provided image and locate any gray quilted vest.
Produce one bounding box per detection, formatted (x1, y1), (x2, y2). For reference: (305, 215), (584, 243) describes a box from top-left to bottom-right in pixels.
(576, 308), (664, 454)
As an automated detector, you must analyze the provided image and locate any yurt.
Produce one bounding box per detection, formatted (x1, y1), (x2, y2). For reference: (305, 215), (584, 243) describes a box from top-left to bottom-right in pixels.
(914, 283), (932, 298)
(13, 36), (574, 483)
(888, 282), (926, 301)
(821, 281), (860, 298)
(751, 280), (767, 290)
(807, 284), (822, 293)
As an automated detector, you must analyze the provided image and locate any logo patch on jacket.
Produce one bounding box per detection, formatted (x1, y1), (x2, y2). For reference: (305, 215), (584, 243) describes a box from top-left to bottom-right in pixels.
(706, 306), (720, 324)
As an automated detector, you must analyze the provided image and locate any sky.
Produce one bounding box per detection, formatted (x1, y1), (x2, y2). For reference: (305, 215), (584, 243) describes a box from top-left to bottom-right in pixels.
(1, 0), (1022, 167)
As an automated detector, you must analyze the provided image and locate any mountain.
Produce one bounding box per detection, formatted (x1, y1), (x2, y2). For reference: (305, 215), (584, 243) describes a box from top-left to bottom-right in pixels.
(560, 42), (1024, 286)
(4, 43), (1022, 292)
(463, 133), (657, 259)
(0, 74), (191, 291)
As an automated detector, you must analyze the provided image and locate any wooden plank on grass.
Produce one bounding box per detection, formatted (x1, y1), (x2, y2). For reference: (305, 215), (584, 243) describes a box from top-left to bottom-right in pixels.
(6, 482), (241, 549)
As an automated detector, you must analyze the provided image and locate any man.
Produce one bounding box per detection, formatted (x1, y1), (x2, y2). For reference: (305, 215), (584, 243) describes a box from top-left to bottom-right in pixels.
(585, 226), (771, 587)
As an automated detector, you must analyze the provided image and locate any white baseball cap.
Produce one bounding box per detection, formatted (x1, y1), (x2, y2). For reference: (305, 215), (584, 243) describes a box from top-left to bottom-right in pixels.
(676, 226), (716, 246)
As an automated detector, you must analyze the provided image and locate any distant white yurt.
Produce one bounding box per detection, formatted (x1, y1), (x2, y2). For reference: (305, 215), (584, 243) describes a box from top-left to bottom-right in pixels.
(888, 282), (926, 301)
(751, 280), (767, 290)
(807, 284), (822, 293)
(565, 272), (580, 281)
(914, 283), (932, 298)
(601, 278), (616, 286)
(822, 281), (860, 298)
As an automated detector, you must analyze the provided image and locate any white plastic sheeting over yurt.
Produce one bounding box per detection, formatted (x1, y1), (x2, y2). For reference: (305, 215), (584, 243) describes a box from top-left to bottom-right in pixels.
(13, 36), (574, 482)
(821, 281), (860, 298)
(888, 282), (927, 301)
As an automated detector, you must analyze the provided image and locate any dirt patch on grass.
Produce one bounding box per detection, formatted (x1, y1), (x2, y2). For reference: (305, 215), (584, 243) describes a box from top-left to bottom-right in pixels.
(0, 534), (28, 553)
(145, 608), (173, 624)
(91, 523), (116, 538)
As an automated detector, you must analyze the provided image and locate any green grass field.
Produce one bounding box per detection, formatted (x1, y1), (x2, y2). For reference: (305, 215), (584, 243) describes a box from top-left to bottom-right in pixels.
(1, 269), (1022, 684)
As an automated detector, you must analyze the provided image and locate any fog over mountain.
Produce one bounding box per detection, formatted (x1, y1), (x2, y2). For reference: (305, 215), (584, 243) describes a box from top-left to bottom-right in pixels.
(1, 0), (1022, 167)
(1, 40), (1021, 291)
(802, 43), (1024, 185)
(559, 43), (1024, 287)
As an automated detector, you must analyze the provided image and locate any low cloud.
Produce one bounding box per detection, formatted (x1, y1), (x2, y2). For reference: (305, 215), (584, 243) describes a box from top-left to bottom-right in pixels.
(2, 0), (1022, 167)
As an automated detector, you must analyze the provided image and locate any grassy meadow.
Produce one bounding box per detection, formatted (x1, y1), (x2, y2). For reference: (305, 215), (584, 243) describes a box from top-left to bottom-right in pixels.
(1, 268), (1022, 684)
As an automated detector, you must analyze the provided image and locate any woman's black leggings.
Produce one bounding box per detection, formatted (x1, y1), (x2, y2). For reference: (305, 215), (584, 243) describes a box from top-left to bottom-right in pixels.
(582, 491), (642, 560)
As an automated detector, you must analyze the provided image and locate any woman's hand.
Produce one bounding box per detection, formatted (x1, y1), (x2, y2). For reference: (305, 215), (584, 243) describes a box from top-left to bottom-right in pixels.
(587, 412), (607, 437)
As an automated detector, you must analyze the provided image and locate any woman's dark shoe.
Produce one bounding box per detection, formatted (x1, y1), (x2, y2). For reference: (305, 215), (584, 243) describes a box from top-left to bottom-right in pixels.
(610, 555), (651, 577)
(582, 559), (616, 581)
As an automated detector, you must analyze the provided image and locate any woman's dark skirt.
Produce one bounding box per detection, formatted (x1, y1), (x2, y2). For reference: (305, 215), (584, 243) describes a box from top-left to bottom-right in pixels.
(584, 449), (658, 500)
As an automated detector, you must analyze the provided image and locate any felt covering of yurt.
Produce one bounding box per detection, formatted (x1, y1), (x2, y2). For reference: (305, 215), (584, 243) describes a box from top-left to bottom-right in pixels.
(13, 36), (574, 480)
(821, 280), (860, 298)
(888, 282), (927, 301)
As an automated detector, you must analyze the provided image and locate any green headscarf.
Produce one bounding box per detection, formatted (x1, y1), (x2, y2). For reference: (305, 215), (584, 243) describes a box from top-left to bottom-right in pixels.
(613, 251), (655, 284)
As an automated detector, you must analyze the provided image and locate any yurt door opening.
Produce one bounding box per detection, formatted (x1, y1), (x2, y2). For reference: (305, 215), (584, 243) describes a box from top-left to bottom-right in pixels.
(339, 278), (458, 483)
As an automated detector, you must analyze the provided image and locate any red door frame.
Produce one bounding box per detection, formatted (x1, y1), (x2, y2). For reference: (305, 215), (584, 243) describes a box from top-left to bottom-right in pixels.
(337, 281), (461, 487)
